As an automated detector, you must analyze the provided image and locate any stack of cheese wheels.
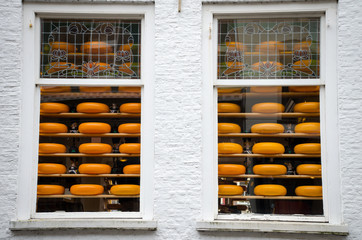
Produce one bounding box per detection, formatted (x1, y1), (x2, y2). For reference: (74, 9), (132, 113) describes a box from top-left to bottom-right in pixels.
(251, 103), (285, 113)
(296, 164), (322, 175)
(289, 86), (320, 92)
(218, 185), (244, 196)
(118, 87), (141, 93)
(118, 123), (141, 134)
(218, 142), (243, 154)
(79, 143), (112, 154)
(218, 88), (242, 94)
(79, 87), (112, 92)
(218, 103), (241, 113)
(110, 184), (140, 196)
(254, 184), (287, 196)
(40, 102), (69, 113)
(251, 123), (284, 134)
(78, 122), (111, 134)
(252, 142), (285, 154)
(120, 103), (141, 113)
(119, 143), (141, 154)
(76, 102), (109, 113)
(38, 163), (66, 174)
(50, 42), (76, 52)
(250, 86), (282, 93)
(81, 41), (112, 54)
(39, 143), (66, 154)
(37, 185), (65, 195)
(39, 123), (68, 133)
(294, 122), (320, 134)
(41, 86), (71, 93)
(294, 102), (319, 113)
(70, 184), (104, 195)
(123, 164), (140, 174)
(218, 123), (241, 133)
(253, 164), (287, 175)
(218, 164), (246, 175)
(294, 143), (321, 154)
(295, 186), (322, 197)
(78, 164), (111, 174)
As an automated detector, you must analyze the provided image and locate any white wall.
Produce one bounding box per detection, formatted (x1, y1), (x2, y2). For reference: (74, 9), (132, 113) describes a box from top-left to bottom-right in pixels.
(1, 0), (361, 239)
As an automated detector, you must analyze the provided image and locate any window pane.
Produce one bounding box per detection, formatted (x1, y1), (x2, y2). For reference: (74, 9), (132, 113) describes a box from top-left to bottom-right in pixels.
(40, 19), (141, 79)
(218, 18), (320, 79)
(217, 86), (323, 215)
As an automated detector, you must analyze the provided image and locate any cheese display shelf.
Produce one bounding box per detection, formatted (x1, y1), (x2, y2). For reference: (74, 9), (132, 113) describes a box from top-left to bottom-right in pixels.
(38, 174), (140, 177)
(40, 133), (140, 138)
(41, 92), (141, 101)
(40, 113), (140, 118)
(218, 113), (320, 118)
(218, 133), (319, 138)
(218, 154), (320, 158)
(218, 174), (321, 179)
(218, 92), (319, 100)
(37, 195), (140, 199)
(218, 196), (322, 200)
(39, 153), (140, 157)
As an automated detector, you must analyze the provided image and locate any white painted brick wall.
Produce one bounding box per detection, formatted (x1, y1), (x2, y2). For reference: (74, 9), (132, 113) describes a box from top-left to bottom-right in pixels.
(1, 0), (362, 239)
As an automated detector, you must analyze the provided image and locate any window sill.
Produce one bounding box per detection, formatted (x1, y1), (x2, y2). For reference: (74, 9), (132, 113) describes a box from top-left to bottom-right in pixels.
(196, 220), (348, 235)
(10, 219), (157, 231)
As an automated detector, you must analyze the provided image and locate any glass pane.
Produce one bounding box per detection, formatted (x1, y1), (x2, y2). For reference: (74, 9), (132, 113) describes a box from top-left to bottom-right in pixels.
(217, 86), (323, 215)
(218, 18), (320, 79)
(37, 86), (141, 213)
(40, 19), (141, 79)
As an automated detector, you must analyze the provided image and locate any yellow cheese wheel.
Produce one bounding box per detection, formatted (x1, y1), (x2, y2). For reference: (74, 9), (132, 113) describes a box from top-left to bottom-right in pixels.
(218, 123), (241, 133)
(225, 41), (248, 52)
(289, 86), (320, 92)
(252, 142), (285, 154)
(123, 164), (140, 174)
(251, 103), (285, 113)
(119, 143), (141, 154)
(79, 143), (112, 154)
(296, 164), (322, 175)
(40, 102), (69, 113)
(218, 164), (246, 175)
(254, 184), (287, 196)
(70, 184), (104, 196)
(250, 86), (282, 93)
(255, 41), (286, 53)
(39, 123), (68, 133)
(38, 163), (67, 174)
(218, 185), (244, 196)
(294, 102), (319, 113)
(218, 88), (242, 94)
(118, 123), (141, 133)
(39, 143), (66, 154)
(218, 103), (241, 113)
(218, 142), (243, 154)
(37, 185), (65, 195)
(110, 184), (140, 196)
(251, 123), (284, 134)
(253, 164), (287, 175)
(295, 186), (322, 197)
(47, 62), (77, 74)
(78, 164), (112, 174)
(118, 87), (141, 93)
(76, 102), (109, 113)
(120, 103), (141, 114)
(41, 86), (71, 93)
(294, 143), (321, 154)
(81, 41), (112, 54)
(294, 122), (320, 134)
(50, 42), (76, 52)
(79, 87), (112, 92)
(78, 122), (111, 134)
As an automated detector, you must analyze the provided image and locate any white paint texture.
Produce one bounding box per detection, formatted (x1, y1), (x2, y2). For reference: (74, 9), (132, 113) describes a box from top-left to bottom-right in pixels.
(0, 0), (361, 239)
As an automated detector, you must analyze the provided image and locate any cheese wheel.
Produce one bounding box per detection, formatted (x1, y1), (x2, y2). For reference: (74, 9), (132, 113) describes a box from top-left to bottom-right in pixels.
(296, 164), (322, 175)
(81, 62), (112, 74)
(110, 184), (140, 196)
(76, 102), (109, 113)
(81, 41), (112, 54)
(119, 103), (141, 114)
(289, 86), (320, 92)
(70, 184), (104, 196)
(47, 62), (77, 74)
(119, 143), (141, 154)
(37, 185), (65, 195)
(123, 164), (140, 174)
(218, 164), (246, 175)
(252, 142), (285, 154)
(218, 88), (242, 94)
(218, 185), (244, 196)
(294, 122), (320, 134)
(218, 143), (243, 154)
(78, 164), (112, 174)
(79, 87), (112, 92)
(255, 41), (285, 53)
(225, 42), (248, 52)
(79, 143), (112, 154)
(40, 102), (69, 113)
(118, 87), (141, 93)
(38, 163), (67, 174)
(41, 86), (71, 93)
(251, 103), (285, 113)
(218, 103), (241, 113)
(253, 164), (287, 175)
(218, 123), (241, 133)
(254, 184), (287, 196)
(39, 143), (66, 154)
(295, 186), (322, 197)
(251, 123), (284, 134)
(78, 122), (111, 134)
(50, 42), (76, 52)
(118, 123), (141, 134)
(250, 86), (282, 93)
(294, 143), (321, 154)
(39, 123), (68, 133)
(294, 102), (319, 113)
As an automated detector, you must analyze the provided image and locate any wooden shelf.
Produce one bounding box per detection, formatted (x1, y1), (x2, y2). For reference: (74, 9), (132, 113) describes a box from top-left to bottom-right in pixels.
(39, 153), (140, 157)
(218, 92), (319, 99)
(40, 133), (140, 138)
(41, 92), (141, 101)
(37, 194), (139, 199)
(218, 153), (320, 158)
(40, 113), (140, 118)
(218, 133), (319, 138)
(218, 113), (320, 118)
(218, 174), (321, 179)
(38, 174), (140, 177)
(218, 195), (322, 200)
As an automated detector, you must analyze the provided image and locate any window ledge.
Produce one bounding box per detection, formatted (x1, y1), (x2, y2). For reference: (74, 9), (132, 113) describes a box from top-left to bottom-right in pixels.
(10, 219), (157, 231)
(196, 220), (348, 235)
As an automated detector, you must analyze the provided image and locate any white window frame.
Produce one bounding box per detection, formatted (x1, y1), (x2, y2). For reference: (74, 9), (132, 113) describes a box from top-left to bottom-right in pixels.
(11, 3), (155, 230)
(198, 1), (348, 234)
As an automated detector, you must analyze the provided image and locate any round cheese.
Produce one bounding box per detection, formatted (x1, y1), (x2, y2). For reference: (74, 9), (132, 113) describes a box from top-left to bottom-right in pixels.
(81, 62), (111, 74)
(253, 164), (287, 175)
(40, 102), (69, 113)
(294, 122), (320, 134)
(78, 122), (111, 134)
(41, 86), (71, 93)
(123, 164), (140, 174)
(296, 164), (322, 175)
(250, 86), (282, 93)
(294, 102), (319, 113)
(218, 103), (241, 113)
(289, 86), (320, 92)
(218, 123), (241, 134)
(110, 184), (140, 196)
(295, 186), (322, 197)
(218, 88), (242, 94)
(70, 184), (104, 196)
(78, 164), (111, 174)
(294, 143), (321, 154)
(218, 164), (246, 175)
(218, 185), (244, 196)
(118, 87), (141, 93)
(39, 143), (66, 154)
(252, 142), (285, 154)
(251, 103), (285, 113)
(251, 123), (284, 134)
(79, 143), (112, 154)
(120, 103), (141, 114)
(118, 123), (141, 134)
(76, 102), (109, 113)
(79, 87), (112, 92)
(37, 185), (65, 195)
(81, 41), (112, 54)
(254, 184), (287, 196)
(50, 42), (76, 52)
(47, 62), (77, 74)
(119, 143), (141, 154)
(39, 123), (68, 133)
(255, 41), (285, 53)
(226, 41), (248, 52)
(218, 142), (243, 154)
(38, 163), (66, 174)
